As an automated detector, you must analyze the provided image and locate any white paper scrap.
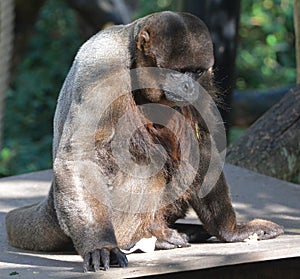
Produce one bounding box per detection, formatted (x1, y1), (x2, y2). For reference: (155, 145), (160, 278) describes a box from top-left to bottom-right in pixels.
(121, 236), (157, 254)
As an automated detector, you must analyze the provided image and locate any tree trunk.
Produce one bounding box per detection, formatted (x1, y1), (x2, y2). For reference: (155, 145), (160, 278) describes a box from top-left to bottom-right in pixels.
(227, 86), (300, 182)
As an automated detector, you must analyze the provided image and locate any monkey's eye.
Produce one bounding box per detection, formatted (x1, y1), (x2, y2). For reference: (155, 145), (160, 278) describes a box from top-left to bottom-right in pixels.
(174, 68), (186, 74)
(173, 68), (205, 80)
(195, 69), (204, 77)
(181, 68), (204, 76)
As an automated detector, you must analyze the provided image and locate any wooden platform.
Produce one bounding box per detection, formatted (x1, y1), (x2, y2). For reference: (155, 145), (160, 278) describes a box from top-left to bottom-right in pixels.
(0, 164), (299, 278)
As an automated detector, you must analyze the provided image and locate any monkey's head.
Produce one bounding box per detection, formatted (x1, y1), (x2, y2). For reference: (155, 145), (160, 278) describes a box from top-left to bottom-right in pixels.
(135, 11), (215, 105)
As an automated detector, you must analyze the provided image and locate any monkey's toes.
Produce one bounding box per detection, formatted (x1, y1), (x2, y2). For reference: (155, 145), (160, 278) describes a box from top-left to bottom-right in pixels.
(110, 247), (128, 268)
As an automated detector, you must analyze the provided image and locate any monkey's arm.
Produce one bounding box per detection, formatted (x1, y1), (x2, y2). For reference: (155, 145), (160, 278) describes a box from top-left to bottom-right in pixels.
(52, 67), (132, 272)
(190, 134), (284, 242)
(53, 159), (128, 271)
(50, 24), (136, 271)
(53, 87), (130, 271)
(191, 172), (284, 242)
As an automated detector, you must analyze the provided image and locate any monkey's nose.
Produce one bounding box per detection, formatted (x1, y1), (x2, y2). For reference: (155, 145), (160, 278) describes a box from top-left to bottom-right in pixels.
(183, 82), (189, 92)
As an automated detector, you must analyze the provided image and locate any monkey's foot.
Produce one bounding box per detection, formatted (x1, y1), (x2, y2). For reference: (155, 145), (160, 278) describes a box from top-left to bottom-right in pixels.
(83, 247), (128, 272)
(154, 228), (191, 250)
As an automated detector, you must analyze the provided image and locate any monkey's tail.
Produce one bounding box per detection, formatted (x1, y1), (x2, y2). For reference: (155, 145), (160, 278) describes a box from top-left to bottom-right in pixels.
(5, 190), (72, 251)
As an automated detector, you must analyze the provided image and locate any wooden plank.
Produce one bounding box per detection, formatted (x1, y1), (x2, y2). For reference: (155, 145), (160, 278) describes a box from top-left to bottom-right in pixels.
(0, 165), (300, 278)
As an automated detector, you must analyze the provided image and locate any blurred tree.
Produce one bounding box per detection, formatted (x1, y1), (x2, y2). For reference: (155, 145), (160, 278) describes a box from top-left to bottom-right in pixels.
(0, 0), (14, 149)
(66, 0), (137, 39)
(295, 0), (300, 83)
(1, 0), (82, 176)
(9, 0), (138, 81)
(11, 0), (47, 80)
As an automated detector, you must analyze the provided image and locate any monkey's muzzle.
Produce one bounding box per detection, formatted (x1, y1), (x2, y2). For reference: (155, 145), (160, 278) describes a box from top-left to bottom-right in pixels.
(163, 72), (199, 106)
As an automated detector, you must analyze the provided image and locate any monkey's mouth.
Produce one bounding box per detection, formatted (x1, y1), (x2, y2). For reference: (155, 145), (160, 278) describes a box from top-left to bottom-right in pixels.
(163, 90), (196, 106)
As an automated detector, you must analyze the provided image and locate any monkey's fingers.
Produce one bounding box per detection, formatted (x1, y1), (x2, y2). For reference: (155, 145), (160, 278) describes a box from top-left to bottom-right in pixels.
(91, 250), (100, 271)
(83, 247), (128, 272)
(100, 248), (110, 270)
(154, 229), (191, 250)
(110, 247), (128, 268)
(228, 219), (284, 242)
(83, 253), (91, 273)
(243, 219), (284, 240)
(155, 240), (177, 249)
(83, 250), (101, 272)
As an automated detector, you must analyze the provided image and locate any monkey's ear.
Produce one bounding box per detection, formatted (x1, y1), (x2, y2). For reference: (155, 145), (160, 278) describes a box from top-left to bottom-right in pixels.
(137, 29), (151, 52)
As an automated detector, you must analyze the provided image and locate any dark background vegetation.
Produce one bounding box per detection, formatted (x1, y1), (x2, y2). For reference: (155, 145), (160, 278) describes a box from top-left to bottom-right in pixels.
(0, 0), (296, 176)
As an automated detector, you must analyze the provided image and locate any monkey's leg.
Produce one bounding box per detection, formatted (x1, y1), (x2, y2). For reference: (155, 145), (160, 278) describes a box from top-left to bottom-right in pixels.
(190, 173), (284, 242)
(6, 185), (72, 251)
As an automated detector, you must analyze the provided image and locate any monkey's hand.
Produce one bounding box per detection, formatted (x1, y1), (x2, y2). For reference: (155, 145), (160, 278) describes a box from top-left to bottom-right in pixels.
(83, 247), (128, 272)
(224, 219), (284, 242)
(239, 219), (284, 241)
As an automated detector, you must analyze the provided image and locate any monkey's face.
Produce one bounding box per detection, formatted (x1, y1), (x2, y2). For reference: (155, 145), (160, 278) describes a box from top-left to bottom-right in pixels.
(136, 11), (214, 106)
(162, 68), (215, 105)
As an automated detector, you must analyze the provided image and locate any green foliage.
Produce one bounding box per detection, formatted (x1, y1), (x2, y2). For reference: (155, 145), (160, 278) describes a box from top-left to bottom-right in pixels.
(133, 0), (178, 18)
(236, 0), (296, 90)
(1, 0), (83, 176)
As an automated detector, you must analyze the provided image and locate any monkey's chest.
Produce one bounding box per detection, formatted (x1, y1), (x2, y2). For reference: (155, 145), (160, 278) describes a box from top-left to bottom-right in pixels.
(95, 123), (182, 183)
